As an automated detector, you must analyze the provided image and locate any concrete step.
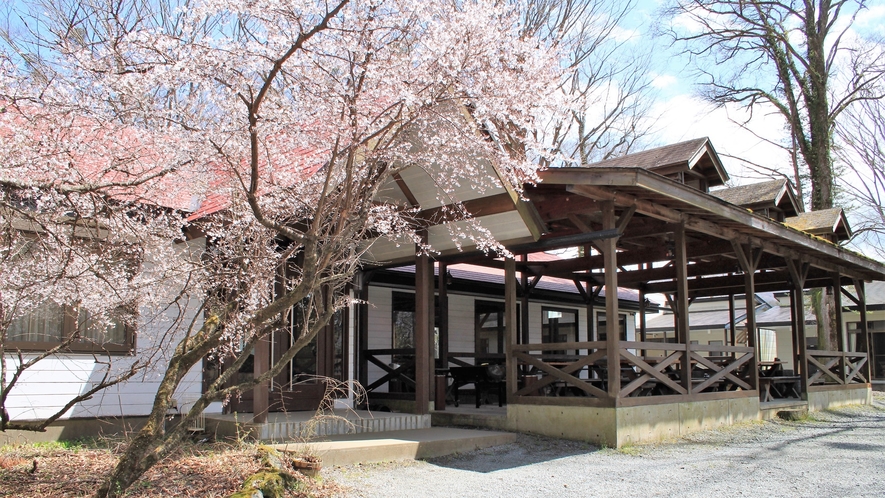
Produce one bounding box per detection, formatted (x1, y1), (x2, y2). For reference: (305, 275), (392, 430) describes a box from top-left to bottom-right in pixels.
(205, 410), (431, 442)
(760, 399), (808, 420)
(273, 427), (516, 467)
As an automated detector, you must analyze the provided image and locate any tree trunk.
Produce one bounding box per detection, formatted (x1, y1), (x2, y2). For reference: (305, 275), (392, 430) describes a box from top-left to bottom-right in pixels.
(811, 288), (838, 351)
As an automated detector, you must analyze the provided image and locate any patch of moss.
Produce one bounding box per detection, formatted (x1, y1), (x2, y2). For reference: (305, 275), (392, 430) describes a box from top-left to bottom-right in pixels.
(256, 445), (285, 470)
(228, 470), (303, 498)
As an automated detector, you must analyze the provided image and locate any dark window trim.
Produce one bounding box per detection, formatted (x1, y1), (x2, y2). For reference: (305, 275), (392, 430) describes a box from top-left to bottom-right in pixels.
(5, 305), (136, 355)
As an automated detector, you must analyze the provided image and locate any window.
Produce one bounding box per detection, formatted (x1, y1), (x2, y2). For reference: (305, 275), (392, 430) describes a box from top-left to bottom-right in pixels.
(597, 312), (627, 342)
(6, 300), (133, 354)
(475, 300), (515, 355)
(4, 231), (137, 354)
(541, 307), (578, 354)
(392, 291), (439, 359)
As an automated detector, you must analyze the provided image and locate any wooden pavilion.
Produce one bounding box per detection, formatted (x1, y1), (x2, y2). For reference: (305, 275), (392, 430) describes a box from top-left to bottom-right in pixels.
(351, 138), (885, 446)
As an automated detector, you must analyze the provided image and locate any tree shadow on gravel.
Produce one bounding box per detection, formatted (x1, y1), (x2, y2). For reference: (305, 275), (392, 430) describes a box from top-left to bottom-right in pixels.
(423, 433), (599, 473)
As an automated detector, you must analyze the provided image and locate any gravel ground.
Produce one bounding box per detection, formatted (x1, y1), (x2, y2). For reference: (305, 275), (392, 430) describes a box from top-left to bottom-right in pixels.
(328, 393), (885, 497)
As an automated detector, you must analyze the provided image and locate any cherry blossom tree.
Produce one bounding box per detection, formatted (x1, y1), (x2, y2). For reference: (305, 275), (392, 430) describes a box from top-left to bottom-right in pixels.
(2, 0), (563, 495)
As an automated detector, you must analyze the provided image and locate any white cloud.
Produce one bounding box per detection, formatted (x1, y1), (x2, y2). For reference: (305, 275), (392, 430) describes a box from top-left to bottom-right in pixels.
(855, 4), (885, 34)
(610, 25), (642, 43)
(650, 73), (677, 89)
(647, 94), (792, 185)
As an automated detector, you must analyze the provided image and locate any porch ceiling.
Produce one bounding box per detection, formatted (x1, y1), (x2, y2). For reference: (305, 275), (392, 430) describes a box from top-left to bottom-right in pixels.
(506, 167), (885, 297)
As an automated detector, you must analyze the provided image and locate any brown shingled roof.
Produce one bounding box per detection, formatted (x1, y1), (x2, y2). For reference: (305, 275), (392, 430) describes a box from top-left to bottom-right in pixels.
(581, 137), (729, 188)
(712, 179), (784, 206)
(711, 178), (801, 217)
(585, 138), (707, 169)
(784, 207), (852, 241)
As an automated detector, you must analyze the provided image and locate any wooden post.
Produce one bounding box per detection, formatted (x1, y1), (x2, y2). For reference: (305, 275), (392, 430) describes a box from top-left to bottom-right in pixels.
(789, 287), (801, 373)
(728, 294), (736, 347)
(856, 280), (871, 381)
(252, 333), (270, 423)
(673, 223), (691, 393)
(639, 287), (647, 357)
(786, 259), (809, 397)
(414, 236), (431, 415)
(439, 261), (449, 371)
(601, 202), (620, 397)
(832, 273), (846, 382)
(520, 254), (530, 345)
(358, 271), (371, 395)
(505, 256), (518, 404)
(733, 242), (760, 393)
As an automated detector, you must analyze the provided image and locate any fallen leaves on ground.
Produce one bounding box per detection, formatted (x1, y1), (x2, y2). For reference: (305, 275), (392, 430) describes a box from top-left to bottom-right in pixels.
(0, 442), (343, 497)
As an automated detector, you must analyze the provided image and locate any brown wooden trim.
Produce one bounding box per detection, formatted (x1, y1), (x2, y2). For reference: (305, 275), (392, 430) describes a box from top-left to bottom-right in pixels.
(415, 193), (516, 226)
(414, 238), (432, 415)
(504, 257), (518, 404)
(366, 392), (418, 401)
(393, 173), (420, 207)
(555, 169), (881, 278)
(3, 339), (134, 355)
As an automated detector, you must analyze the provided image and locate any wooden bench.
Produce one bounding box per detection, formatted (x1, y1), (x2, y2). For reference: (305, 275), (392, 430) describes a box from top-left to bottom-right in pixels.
(759, 375), (801, 402)
(449, 365), (505, 408)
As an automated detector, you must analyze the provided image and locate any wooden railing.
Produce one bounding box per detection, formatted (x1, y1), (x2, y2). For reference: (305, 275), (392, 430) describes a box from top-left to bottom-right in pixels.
(445, 352), (505, 368)
(509, 341), (756, 404)
(807, 351), (868, 386)
(511, 341), (608, 399)
(618, 342), (754, 397)
(363, 348), (416, 397)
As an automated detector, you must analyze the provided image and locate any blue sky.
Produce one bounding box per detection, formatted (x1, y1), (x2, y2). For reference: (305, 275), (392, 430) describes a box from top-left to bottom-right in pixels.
(615, 0), (885, 188)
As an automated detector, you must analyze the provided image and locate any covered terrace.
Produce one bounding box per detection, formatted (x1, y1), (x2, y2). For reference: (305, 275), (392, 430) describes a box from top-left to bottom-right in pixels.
(356, 138), (885, 446)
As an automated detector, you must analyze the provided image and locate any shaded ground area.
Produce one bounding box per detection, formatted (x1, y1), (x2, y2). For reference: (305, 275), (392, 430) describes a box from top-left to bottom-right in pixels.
(329, 393), (885, 497)
(0, 441), (342, 497)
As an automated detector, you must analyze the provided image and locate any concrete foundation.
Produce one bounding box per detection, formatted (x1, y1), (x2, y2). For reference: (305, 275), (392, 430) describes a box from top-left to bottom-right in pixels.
(0, 416), (148, 445)
(806, 384), (871, 411)
(206, 410), (431, 443)
(506, 396), (760, 448)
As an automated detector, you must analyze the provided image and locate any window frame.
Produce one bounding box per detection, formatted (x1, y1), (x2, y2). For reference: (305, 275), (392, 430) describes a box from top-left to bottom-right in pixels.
(596, 312), (627, 342)
(3, 229), (138, 355)
(5, 303), (135, 355)
(541, 306), (579, 355)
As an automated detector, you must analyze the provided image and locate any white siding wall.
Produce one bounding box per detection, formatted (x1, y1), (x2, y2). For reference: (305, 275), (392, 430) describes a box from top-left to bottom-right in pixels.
(363, 285), (637, 367)
(366, 286), (393, 392)
(4, 240), (206, 421)
(447, 294), (477, 356)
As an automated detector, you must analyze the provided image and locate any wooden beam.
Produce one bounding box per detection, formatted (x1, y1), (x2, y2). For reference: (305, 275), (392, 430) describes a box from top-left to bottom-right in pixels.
(833, 273), (846, 378)
(393, 173), (420, 207)
(358, 271), (373, 393)
(786, 258), (809, 396)
(524, 188), (600, 222)
(616, 205), (637, 234)
(674, 223), (691, 392)
(414, 193), (516, 226)
(414, 234), (431, 415)
(854, 279), (872, 382)
(505, 257), (518, 404)
(733, 243), (759, 392)
(506, 228), (620, 253)
(439, 261), (449, 372)
(600, 202), (621, 397)
(252, 333), (270, 423)
(566, 182), (873, 280)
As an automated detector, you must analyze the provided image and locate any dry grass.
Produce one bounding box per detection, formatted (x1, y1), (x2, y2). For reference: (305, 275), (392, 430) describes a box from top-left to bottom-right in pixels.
(0, 440), (344, 497)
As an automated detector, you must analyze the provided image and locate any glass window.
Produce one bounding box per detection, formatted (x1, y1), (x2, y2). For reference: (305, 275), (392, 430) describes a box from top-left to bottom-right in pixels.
(541, 307), (578, 355)
(597, 312), (627, 342)
(6, 300), (133, 354)
(475, 300), (507, 355)
(392, 291), (439, 359)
